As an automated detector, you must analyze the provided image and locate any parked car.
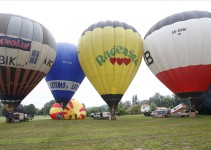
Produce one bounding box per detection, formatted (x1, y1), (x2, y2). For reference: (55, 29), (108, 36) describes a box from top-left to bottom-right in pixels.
(13, 112), (29, 122)
(93, 112), (110, 119)
(151, 110), (170, 118)
(144, 112), (152, 117)
(90, 113), (95, 118)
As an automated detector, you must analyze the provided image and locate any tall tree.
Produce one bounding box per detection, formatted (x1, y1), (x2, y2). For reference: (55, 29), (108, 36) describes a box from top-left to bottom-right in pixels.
(14, 104), (24, 113)
(148, 93), (191, 109)
(150, 102), (157, 111)
(24, 104), (37, 115)
(41, 100), (56, 116)
(131, 105), (141, 114)
(118, 101), (124, 108)
(117, 107), (126, 115)
(132, 94), (139, 105)
(123, 100), (131, 109)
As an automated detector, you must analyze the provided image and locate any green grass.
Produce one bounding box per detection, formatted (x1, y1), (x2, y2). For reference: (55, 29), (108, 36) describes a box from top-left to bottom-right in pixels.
(0, 115), (211, 150)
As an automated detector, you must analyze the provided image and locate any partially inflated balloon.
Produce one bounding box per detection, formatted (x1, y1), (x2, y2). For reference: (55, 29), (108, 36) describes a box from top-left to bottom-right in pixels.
(46, 43), (85, 109)
(144, 10), (211, 109)
(49, 99), (86, 120)
(0, 14), (56, 113)
(49, 103), (63, 120)
(78, 21), (143, 110)
(63, 99), (86, 120)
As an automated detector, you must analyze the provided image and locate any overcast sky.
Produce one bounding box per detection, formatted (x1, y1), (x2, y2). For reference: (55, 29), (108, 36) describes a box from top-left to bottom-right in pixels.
(1, 0), (210, 108)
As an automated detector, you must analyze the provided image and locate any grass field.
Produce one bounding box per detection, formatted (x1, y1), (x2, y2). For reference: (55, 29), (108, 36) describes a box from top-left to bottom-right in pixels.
(0, 115), (211, 150)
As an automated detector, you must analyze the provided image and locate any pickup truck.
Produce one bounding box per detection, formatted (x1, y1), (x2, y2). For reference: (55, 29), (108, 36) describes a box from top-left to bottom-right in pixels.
(151, 110), (171, 118)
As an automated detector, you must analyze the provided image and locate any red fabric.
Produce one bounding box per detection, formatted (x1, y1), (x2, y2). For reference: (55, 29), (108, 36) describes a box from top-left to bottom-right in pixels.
(79, 107), (86, 112)
(69, 101), (74, 109)
(50, 113), (59, 120)
(52, 103), (62, 108)
(156, 65), (211, 94)
(81, 114), (85, 119)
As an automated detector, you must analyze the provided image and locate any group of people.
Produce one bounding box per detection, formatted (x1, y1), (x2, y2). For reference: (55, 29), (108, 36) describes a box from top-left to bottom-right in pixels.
(2, 108), (14, 123)
(109, 109), (117, 120)
(68, 113), (78, 120)
(56, 112), (78, 120)
(188, 105), (199, 116)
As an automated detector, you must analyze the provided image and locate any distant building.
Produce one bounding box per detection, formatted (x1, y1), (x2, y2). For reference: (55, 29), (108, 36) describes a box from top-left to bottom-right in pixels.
(140, 104), (151, 113)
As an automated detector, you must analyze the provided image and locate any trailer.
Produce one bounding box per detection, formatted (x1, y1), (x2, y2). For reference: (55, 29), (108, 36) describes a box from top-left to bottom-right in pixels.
(170, 104), (189, 117)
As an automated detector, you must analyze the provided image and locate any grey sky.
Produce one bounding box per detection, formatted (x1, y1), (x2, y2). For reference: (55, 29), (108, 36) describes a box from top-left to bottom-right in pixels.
(0, 0), (209, 108)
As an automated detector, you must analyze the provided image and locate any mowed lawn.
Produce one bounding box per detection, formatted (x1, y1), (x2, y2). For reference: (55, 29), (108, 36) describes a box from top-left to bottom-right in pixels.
(0, 115), (210, 150)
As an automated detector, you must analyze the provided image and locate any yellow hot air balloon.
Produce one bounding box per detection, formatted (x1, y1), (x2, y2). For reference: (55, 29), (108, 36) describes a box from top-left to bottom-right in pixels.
(49, 99), (86, 120)
(63, 99), (86, 120)
(78, 21), (143, 112)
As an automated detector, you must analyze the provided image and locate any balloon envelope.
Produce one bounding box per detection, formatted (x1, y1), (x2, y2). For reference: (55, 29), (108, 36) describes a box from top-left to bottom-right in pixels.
(49, 103), (63, 120)
(78, 21), (143, 110)
(144, 10), (211, 104)
(46, 43), (85, 109)
(49, 99), (86, 120)
(63, 99), (86, 120)
(0, 14), (56, 112)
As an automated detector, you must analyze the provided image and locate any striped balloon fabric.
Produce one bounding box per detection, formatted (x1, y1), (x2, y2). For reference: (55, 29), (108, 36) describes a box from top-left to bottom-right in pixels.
(49, 103), (63, 120)
(0, 14), (56, 112)
(50, 99), (86, 120)
(63, 99), (86, 120)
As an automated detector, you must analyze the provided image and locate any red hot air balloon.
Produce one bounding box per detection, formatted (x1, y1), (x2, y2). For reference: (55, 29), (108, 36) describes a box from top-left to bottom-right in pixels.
(144, 10), (211, 111)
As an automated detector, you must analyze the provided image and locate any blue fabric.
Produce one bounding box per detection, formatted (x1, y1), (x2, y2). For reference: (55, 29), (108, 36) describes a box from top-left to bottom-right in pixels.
(45, 43), (85, 109)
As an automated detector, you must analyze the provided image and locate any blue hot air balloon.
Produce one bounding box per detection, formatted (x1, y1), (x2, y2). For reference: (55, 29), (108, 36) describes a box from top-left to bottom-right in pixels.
(45, 43), (85, 109)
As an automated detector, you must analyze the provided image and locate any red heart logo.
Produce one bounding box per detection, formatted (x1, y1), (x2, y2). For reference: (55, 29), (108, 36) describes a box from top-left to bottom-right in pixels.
(117, 58), (124, 65)
(124, 58), (131, 65)
(110, 57), (116, 65)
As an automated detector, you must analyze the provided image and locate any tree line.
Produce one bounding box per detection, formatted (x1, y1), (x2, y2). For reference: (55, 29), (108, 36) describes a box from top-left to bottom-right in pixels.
(86, 93), (191, 116)
(0, 100), (55, 117)
(0, 93), (191, 117)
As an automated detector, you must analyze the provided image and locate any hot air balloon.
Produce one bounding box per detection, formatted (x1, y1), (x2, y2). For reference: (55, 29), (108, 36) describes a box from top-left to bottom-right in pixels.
(63, 99), (86, 120)
(0, 14), (56, 122)
(45, 43), (85, 109)
(143, 10), (211, 112)
(78, 21), (143, 115)
(49, 99), (86, 120)
(49, 103), (64, 120)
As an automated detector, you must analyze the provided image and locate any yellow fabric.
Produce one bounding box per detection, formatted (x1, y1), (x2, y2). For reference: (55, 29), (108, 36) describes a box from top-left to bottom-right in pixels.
(3, 104), (17, 113)
(50, 107), (62, 115)
(63, 99), (86, 120)
(78, 25), (143, 95)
